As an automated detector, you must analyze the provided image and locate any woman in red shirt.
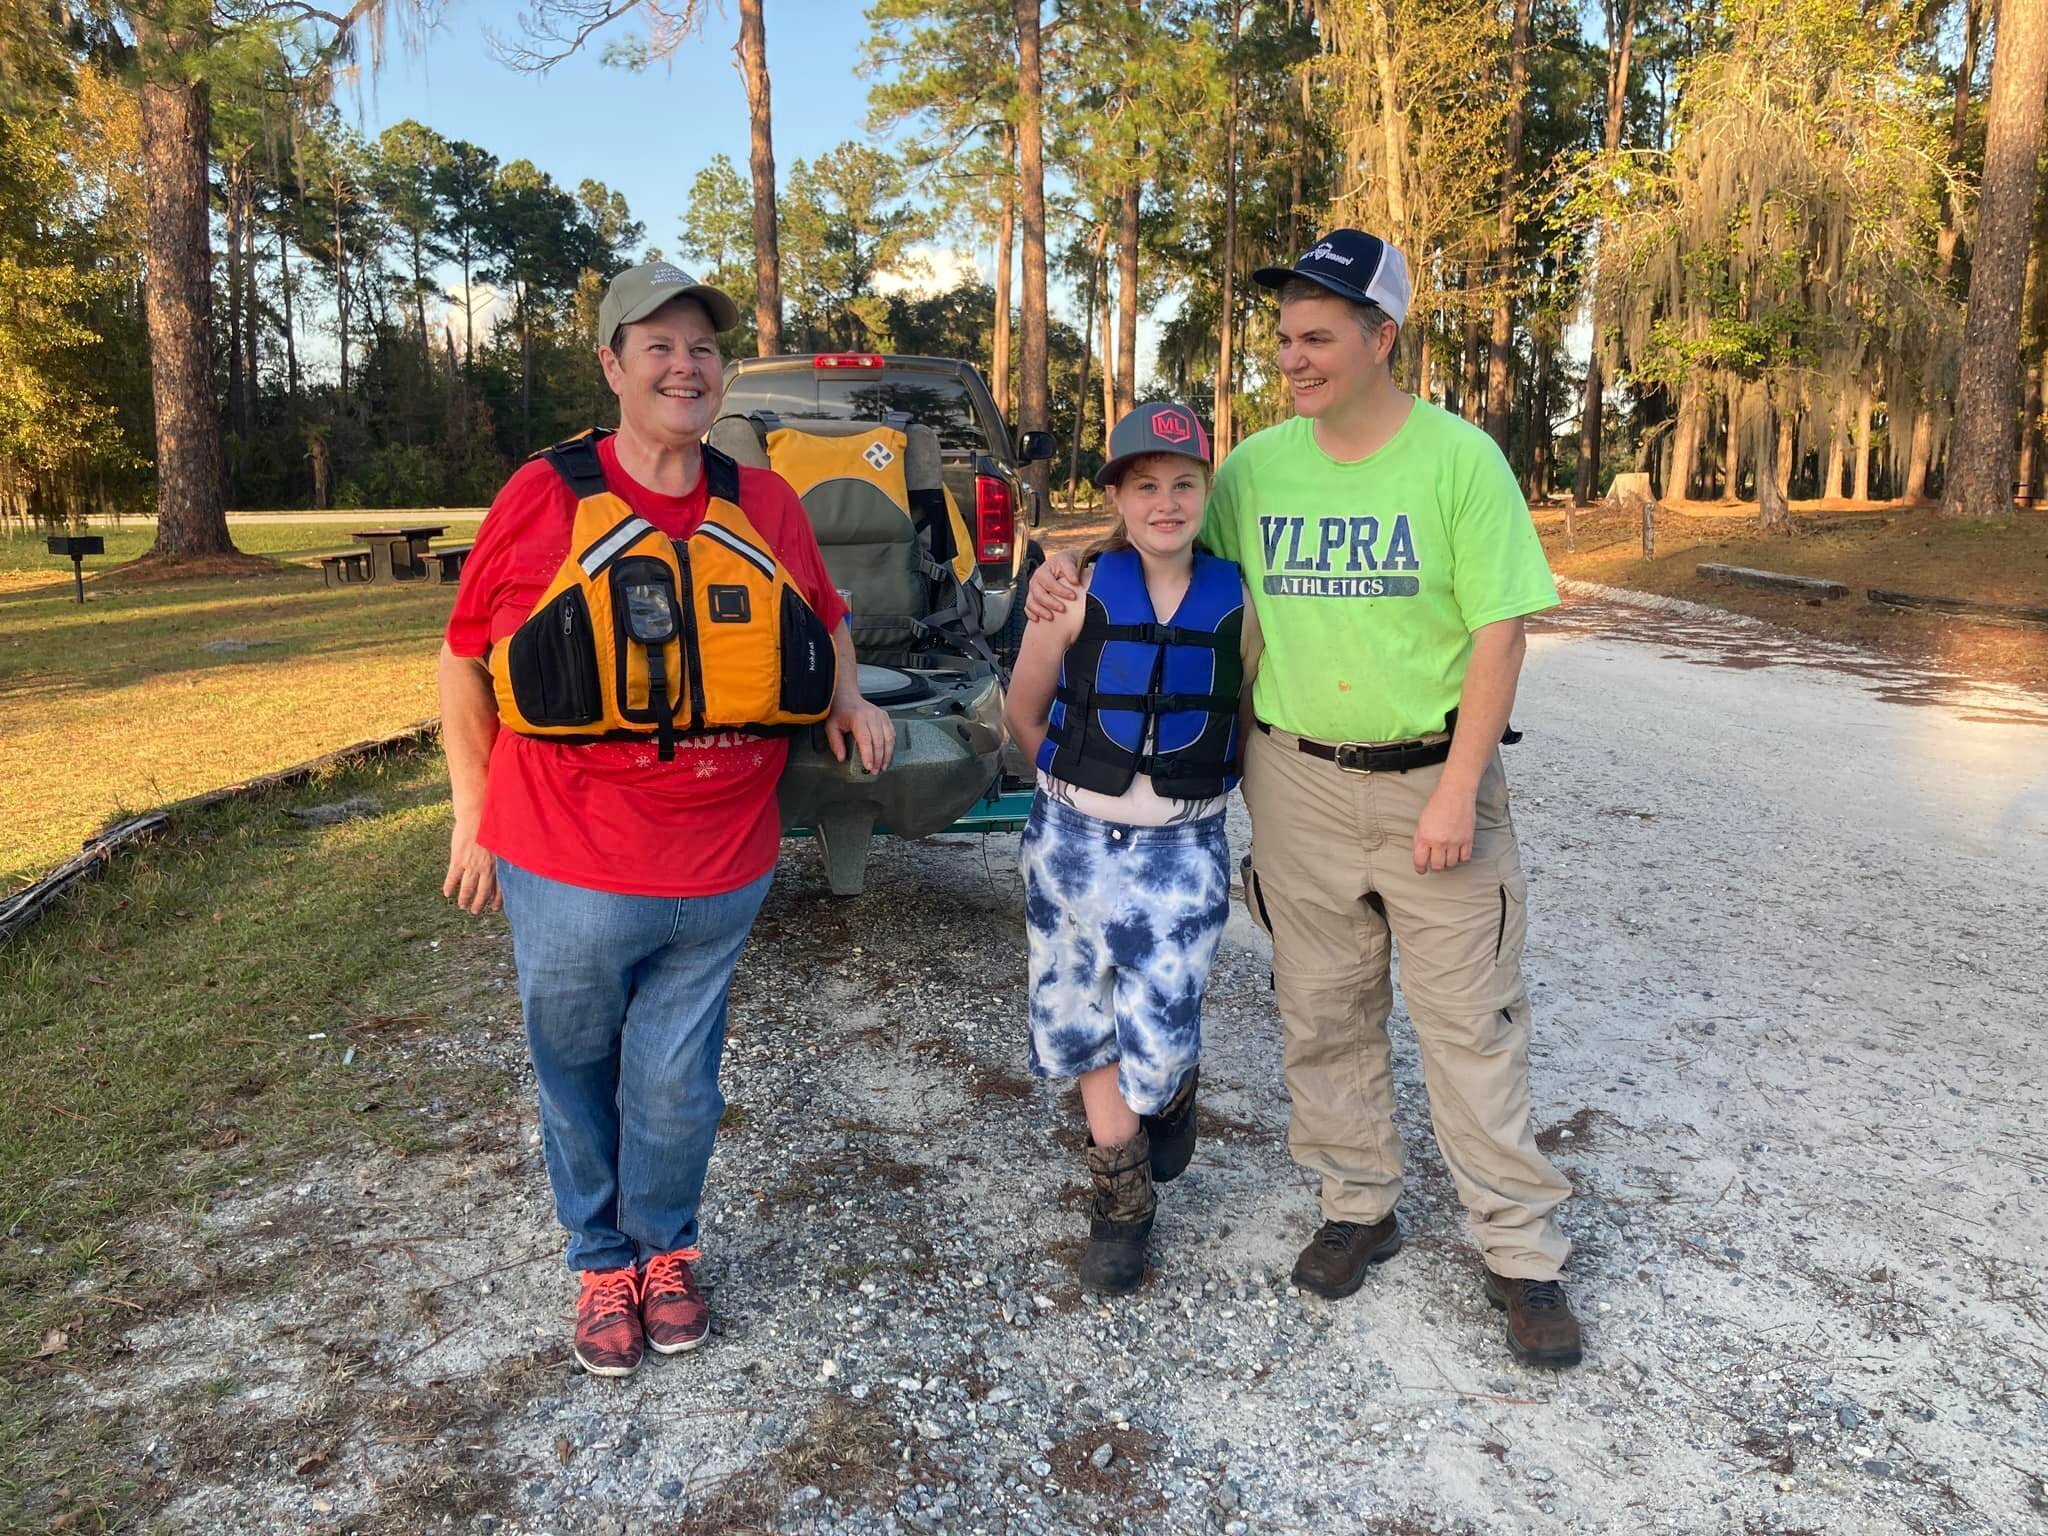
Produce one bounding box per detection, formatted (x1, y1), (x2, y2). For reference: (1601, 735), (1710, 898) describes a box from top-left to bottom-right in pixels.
(439, 263), (890, 1377)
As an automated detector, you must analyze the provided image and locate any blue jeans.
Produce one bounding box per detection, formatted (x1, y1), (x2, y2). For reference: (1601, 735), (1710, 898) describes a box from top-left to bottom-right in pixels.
(496, 859), (772, 1273)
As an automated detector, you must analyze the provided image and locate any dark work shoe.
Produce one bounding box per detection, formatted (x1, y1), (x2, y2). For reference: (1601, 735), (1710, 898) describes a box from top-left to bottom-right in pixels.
(1290, 1215), (1403, 1299)
(1142, 1068), (1199, 1183)
(1483, 1270), (1584, 1369)
(1079, 1129), (1156, 1296)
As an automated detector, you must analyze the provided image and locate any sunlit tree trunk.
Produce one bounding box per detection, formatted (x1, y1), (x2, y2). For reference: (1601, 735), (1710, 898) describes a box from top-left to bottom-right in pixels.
(1116, 176), (1139, 419)
(738, 0), (783, 355)
(1014, 0), (1051, 503)
(1215, 3), (1243, 452)
(1721, 393), (1741, 503)
(1757, 402), (1790, 528)
(992, 126), (1015, 417)
(1852, 385), (1872, 501)
(135, 13), (232, 558)
(1942, 0), (2048, 518)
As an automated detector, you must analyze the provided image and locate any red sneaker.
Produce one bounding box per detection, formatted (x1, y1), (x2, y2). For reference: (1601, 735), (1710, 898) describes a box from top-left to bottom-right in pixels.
(572, 1265), (644, 1377)
(640, 1247), (709, 1355)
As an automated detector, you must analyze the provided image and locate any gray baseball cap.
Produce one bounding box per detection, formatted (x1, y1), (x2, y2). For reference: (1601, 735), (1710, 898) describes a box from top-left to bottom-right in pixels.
(1095, 401), (1213, 487)
(598, 261), (740, 345)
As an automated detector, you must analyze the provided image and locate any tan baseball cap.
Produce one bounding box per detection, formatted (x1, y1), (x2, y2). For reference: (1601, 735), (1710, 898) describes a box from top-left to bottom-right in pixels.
(597, 261), (741, 345)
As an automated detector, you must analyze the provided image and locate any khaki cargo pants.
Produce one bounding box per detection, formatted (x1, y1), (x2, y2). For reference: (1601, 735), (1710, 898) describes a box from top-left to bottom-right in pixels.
(1242, 723), (1571, 1280)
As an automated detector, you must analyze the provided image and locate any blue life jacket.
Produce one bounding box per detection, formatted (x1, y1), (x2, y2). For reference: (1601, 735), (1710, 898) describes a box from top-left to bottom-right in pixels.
(1036, 547), (1245, 800)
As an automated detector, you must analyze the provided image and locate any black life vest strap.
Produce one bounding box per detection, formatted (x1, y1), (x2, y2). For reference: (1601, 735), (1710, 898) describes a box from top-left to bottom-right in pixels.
(701, 441), (741, 504)
(647, 646), (676, 761)
(535, 428), (613, 500)
(1098, 621), (1231, 649)
(1054, 683), (1238, 716)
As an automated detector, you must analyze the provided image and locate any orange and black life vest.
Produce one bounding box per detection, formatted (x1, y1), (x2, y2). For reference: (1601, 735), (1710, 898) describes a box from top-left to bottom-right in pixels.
(491, 429), (837, 759)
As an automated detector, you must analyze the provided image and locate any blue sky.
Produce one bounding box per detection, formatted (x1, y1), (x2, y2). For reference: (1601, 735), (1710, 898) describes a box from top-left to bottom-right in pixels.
(349, 2), (967, 282)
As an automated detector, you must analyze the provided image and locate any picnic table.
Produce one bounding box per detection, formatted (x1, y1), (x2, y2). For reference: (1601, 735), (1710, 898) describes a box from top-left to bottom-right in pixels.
(323, 526), (473, 588)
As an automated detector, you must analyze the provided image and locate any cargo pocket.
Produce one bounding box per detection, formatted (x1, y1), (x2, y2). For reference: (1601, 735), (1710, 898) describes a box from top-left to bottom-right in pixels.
(1493, 861), (1529, 973)
(1241, 851), (1275, 939)
(508, 587), (602, 726)
(778, 586), (837, 718)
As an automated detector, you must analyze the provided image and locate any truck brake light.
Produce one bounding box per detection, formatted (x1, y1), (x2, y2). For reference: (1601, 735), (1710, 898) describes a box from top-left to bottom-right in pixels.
(813, 353), (886, 370)
(974, 474), (1015, 564)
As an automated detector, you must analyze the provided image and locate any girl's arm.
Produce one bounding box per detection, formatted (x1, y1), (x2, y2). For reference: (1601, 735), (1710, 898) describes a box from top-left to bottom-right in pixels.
(1003, 591), (1084, 762)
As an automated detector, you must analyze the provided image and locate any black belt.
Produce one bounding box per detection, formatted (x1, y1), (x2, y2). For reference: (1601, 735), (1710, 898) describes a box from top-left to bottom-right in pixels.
(1255, 719), (1452, 774)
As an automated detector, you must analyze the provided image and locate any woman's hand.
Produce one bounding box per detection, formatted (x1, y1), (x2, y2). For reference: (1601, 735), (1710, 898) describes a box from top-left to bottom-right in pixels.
(825, 697), (895, 775)
(444, 815), (502, 913)
(1024, 550), (1083, 623)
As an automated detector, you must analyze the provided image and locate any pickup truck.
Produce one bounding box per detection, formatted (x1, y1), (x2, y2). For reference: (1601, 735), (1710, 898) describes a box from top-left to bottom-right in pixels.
(721, 353), (1054, 658)
(710, 355), (1055, 895)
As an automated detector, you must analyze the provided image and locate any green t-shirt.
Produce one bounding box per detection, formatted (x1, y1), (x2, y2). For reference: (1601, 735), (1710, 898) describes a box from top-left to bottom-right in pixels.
(1201, 402), (1558, 742)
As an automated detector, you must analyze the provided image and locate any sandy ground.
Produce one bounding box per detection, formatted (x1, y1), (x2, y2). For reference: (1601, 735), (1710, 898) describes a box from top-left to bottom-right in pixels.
(56, 589), (2048, 1534)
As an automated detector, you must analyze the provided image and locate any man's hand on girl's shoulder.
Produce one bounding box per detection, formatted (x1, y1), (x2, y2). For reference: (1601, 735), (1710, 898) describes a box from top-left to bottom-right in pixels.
(1025, 551), (1083, 623)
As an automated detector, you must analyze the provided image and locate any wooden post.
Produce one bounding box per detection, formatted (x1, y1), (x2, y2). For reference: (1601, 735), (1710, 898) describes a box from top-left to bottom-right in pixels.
(1641, 499), (1656, 560)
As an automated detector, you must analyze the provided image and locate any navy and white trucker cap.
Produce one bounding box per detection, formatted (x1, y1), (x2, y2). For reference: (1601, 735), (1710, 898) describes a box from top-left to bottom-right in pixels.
(1253, 229), (1411, 326)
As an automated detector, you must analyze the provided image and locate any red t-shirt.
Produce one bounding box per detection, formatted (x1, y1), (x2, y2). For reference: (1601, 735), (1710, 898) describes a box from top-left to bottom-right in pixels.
(446, 435), (846, 897)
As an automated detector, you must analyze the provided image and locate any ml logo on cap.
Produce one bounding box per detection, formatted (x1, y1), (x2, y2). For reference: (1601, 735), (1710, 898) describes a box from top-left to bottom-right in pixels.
(1153, 409), (1195, 445)
(1307, 242), (1356, 267)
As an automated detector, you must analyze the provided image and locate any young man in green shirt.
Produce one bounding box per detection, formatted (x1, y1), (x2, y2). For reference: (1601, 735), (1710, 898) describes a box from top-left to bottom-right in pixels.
(1029, 229), (1579, 1368)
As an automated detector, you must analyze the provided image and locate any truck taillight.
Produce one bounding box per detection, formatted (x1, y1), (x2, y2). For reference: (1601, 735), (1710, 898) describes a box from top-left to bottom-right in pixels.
(973, 474), (1015, 564)
(813, 353), (886, 370)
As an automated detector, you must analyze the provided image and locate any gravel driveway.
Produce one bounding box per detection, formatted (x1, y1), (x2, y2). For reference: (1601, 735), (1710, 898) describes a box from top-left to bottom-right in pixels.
(77, 589), (2048, 1535)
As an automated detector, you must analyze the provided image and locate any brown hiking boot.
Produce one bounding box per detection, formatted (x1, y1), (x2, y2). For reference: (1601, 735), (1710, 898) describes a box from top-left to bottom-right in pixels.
(1483, 1270), (1583, 1369)
(1142, 1068), (1199, 1183)
(1290, 1214), (1402, 1299)
(1079, 1128), (1156, 1296)
(640, 1247), (709, 1355)
(572, 1265), (644, 1378)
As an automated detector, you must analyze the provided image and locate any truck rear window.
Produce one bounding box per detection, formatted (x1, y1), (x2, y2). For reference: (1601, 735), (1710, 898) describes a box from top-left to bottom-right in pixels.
(723, 373), (992, 453)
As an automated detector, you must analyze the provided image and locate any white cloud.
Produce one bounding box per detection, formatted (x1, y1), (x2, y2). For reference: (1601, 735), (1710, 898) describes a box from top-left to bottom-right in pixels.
(874, 244), (982, 298)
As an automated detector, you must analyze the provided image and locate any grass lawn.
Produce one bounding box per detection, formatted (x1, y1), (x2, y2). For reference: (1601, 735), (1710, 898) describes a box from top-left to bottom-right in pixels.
(1, 524), (464, 888)
(1539, 503), (2048, 694)
(0, 745), (505, 1530)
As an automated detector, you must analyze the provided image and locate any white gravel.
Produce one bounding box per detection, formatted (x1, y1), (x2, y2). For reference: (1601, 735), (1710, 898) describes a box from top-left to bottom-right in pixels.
(60, 592), (2048, 1534)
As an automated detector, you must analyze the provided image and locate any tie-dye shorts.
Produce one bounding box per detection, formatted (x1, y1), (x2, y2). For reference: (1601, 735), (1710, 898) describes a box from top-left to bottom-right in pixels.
(1020, 792), (1231, 1115)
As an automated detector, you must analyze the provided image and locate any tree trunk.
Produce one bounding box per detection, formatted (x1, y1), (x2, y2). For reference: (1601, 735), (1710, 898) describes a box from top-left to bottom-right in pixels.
(993, 126), (1016, 417)
(1670, 380), (1699, 501)
(458, 235), (475, 378)
(1014, 0), (1051, 504)
(1853, 384), (1872, 501)
(1116, 175), (1139, 418)
(738, 0), (784, 356)
(1721, 392), (1741, 502)
(136, 22), (232, 559)
(1068, 227), (1105, 511)
(2019, 364), (2042, 505)
(1902, 411), (1933, 502)
(1942, 0), (2048, 519)
(1215, 5), (1242, 452)
(1367, 1), (1409, 240)
(1935, 0), (1985, 284)
(1483, 0), (1532, 452)
(1529, 334), (1553, 497)
(332, 173), (352, 417)
(278, 222), (300, 406)
(1775, 412), (1794, 500)
(1099, 240), (1116, 436)
(225, 160), (246, 453)
(1572, 0), (1637, 507)
(243, 197), (260, 433)
(412, 227), (432, 381)
(1757, 402), (1790, 529)
(1461, 318), (1484, 424)
(1823, 397), (1847, 500)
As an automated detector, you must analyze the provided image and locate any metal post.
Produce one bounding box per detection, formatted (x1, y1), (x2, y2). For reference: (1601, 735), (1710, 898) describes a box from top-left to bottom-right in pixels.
(72, 555), (86, 605)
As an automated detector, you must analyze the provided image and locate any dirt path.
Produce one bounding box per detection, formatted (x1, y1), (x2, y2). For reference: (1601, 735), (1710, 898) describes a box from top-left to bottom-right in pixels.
(64, 592), (2048, 1534)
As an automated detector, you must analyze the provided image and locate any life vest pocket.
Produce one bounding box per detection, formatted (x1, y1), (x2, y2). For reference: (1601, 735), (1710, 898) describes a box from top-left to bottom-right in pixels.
(608, 556), (689, 722)
(508, 586), (602, 727)
(779, 585), (836, 718)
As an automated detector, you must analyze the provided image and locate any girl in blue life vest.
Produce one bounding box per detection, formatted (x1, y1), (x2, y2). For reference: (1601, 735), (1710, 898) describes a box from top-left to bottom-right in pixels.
(1003, 402), (1262, 1296)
